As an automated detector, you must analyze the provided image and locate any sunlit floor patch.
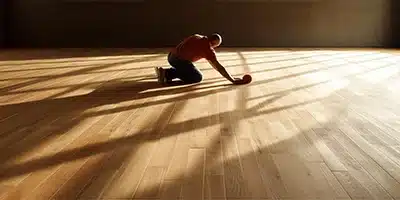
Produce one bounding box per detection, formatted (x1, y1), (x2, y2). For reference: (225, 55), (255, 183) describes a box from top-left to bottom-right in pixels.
(1, 48), (400, 200)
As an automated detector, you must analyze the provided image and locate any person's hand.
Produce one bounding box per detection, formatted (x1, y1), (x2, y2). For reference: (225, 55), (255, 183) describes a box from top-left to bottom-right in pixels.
(232, 77), (245, 85)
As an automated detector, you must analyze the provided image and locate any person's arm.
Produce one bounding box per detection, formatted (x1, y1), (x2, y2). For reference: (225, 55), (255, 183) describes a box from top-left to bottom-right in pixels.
(208, 58), (241, 84)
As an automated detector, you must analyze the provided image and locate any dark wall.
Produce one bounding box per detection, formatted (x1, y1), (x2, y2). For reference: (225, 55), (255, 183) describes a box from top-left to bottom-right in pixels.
(7, 0), (397, 47)
(0, 0), (5, 47)
(390, 0), (400, 47)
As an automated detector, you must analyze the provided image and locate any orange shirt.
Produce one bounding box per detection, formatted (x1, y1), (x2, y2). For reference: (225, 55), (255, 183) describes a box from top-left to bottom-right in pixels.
(171, 34), (217, 62)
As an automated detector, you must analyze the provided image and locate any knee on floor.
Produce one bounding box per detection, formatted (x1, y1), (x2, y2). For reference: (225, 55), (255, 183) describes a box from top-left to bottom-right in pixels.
(191, 74), (203, 83)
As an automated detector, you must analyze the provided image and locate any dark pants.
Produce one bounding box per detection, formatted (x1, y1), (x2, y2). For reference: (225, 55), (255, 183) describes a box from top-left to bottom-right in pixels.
(165, 53), (203, 84)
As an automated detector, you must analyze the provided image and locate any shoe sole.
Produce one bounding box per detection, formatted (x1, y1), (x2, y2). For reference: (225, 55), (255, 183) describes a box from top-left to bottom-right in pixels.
(154, 67), (166, 84)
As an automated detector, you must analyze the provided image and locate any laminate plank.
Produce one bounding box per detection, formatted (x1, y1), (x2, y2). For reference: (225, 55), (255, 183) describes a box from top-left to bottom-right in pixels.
(77, 102), (160, 199)
(0, 48), (398, 200)
(100, 101), (178, 199)
(221, 136), (250, 199)
(181, 148), (206, 200)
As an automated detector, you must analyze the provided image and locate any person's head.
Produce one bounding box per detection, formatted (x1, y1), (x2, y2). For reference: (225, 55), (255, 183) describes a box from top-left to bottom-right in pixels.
(208, 33), (222, 48)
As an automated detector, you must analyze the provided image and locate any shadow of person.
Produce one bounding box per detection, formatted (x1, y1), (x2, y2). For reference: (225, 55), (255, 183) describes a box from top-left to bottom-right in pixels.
(48, 116), (351, 200)
(89, 79), (189, 95)
(0, 80), (169, 169)
(0, 79), (232, 172)
(89, 80), (162, 95)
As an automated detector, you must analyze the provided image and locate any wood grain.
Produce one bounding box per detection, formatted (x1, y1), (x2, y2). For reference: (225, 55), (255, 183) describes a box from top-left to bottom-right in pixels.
(0, 48), (399, 200)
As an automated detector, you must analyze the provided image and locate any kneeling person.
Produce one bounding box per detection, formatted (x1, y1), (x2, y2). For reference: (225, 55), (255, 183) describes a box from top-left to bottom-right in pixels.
(155, 33), (243, 85)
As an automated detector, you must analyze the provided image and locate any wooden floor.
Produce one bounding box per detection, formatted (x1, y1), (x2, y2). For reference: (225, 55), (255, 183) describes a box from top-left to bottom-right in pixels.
(0, 48), (399, 200)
